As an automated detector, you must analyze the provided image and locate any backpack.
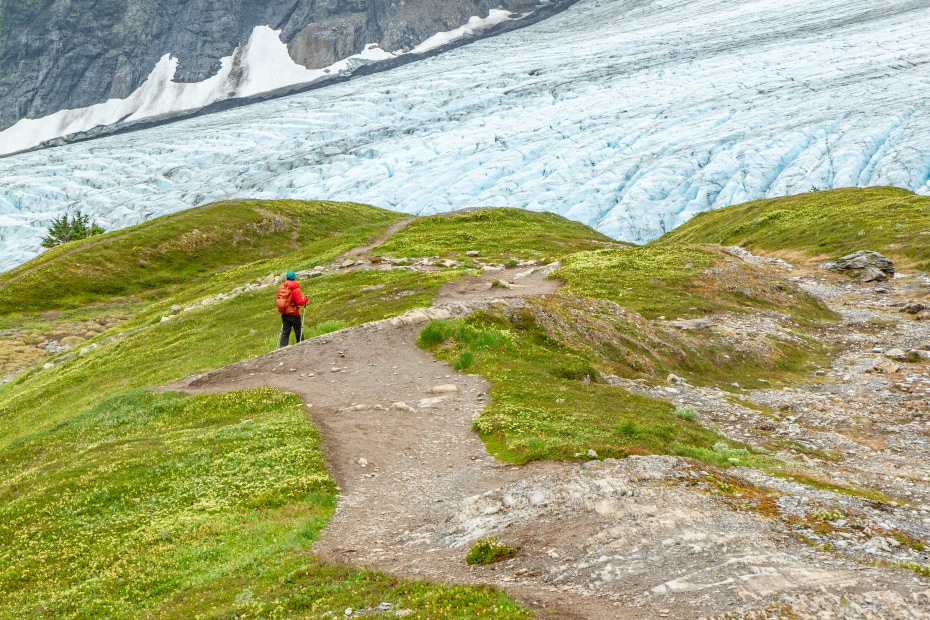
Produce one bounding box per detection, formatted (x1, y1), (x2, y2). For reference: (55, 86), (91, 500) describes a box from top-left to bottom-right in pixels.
(275, 284), (293, 313)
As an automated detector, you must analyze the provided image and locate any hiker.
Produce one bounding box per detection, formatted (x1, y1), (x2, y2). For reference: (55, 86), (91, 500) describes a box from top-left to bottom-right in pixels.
(276, 271), (309, 347)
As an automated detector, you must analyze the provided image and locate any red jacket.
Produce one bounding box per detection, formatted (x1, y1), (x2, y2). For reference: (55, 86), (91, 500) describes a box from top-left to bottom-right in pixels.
(279, 280), (309, 315)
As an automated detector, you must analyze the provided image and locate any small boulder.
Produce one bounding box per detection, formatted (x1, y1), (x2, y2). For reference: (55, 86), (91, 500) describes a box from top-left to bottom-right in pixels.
(885, 348), (908, 361)
(668, 318), (713, 330)
(829, 250), (894, 280)
(417, 396), (450, 408)
(900, 303), (927, 315)
(428, 384), (459, 394)
(859, 266), (888, 283)
(873, 359), (902, 374)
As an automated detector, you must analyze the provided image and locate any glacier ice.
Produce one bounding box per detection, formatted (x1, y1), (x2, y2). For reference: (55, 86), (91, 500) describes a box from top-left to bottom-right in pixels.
(1, 0), (930, 272)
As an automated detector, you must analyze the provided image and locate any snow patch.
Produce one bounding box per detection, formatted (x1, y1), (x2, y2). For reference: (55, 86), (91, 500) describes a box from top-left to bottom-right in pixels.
(410, 10), (518, 54)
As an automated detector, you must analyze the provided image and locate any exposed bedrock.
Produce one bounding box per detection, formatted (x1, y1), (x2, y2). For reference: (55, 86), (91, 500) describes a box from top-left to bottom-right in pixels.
(0, 0), (544, 132)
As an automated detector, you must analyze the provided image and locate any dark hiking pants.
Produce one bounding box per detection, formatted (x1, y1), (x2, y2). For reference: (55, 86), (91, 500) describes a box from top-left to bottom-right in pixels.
(279, 313), (302, 348)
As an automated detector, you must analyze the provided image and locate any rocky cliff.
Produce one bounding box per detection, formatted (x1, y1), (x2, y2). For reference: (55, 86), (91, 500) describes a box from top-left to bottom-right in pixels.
(0, 0), (548, 132)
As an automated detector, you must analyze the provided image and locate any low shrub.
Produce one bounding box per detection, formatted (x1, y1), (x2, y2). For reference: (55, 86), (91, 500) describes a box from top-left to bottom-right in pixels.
(674, 406), (700, 420)
(453, 350), (475, 370)
(466, 537), (518, 565)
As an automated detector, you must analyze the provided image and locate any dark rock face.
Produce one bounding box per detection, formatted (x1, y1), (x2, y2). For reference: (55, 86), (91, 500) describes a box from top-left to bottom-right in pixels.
(0, 0), (542, 132)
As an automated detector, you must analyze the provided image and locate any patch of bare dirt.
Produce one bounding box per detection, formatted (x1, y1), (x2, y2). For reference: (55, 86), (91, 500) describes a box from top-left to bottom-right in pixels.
(434, 262), (563, 304)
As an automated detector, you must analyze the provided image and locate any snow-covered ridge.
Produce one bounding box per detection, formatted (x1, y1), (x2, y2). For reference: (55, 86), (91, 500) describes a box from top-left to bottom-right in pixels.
(1, 0), (930, 272)
(0, 10), (519, 157)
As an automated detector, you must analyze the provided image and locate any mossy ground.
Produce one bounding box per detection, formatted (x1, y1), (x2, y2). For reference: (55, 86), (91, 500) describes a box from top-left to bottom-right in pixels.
(659, 186), (930, 269)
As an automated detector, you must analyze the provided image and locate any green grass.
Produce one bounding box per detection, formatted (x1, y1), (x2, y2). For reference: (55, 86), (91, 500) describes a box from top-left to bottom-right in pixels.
(416, 310), (777, 466)
(0, 388), (528, 619)
(374, 208), (618, 260)
(0, 190), (890, 616)
(0, 267), (459, 448)
(658, 187), (930, 269)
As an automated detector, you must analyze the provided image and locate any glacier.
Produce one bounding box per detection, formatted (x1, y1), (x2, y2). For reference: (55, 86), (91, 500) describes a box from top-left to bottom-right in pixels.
(1, 0), (930, 272)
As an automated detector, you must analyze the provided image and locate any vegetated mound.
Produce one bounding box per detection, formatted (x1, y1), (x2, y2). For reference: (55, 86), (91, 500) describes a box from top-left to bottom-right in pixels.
(419, 243), (836, 463)
(0, 199), (404, 314)
(660, 186), (930, 269)
(373, 207), (622, 260)
(555, 243), (835, 322)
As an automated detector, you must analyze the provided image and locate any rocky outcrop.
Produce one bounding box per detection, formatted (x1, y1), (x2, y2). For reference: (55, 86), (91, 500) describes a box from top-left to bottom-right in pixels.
(828, 250), (895, 282)
(0, 0), (558, 133)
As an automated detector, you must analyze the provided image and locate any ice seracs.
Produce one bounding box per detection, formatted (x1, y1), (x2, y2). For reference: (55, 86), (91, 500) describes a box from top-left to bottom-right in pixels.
(1, 0), (930, 272)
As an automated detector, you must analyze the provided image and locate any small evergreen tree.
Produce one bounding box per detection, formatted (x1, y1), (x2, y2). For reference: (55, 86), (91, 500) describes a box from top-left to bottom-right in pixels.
(41, 211), (105, 248)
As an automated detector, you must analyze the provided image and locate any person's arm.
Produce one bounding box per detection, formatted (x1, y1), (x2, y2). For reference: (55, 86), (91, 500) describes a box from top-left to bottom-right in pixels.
(293, 285), (310, 307)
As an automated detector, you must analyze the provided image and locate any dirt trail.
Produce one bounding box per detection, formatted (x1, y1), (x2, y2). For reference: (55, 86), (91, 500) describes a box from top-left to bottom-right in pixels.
(168, 252), (930, 619)
(341, 218), (416, 260)
(167, 272), (619, 618)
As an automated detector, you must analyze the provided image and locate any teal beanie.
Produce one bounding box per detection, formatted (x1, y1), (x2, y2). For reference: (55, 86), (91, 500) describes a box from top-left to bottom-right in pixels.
(286, 271), (296, 280)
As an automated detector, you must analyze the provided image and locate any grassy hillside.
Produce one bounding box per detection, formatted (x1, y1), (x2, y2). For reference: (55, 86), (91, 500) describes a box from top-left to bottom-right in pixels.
(0, 199), (404, 314)
(0, 387), (527, 618)
(555, 244), (834, 322)
(417, 243), (835, 463)
(0, 201), (532, 619)
(660, 186), (930, 269)
(374, 207), (620, 260)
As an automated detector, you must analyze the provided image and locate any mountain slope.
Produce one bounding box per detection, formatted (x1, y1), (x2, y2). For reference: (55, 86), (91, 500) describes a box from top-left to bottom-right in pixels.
(0, 0), (556, 139)
(2, 0), (930, 272)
